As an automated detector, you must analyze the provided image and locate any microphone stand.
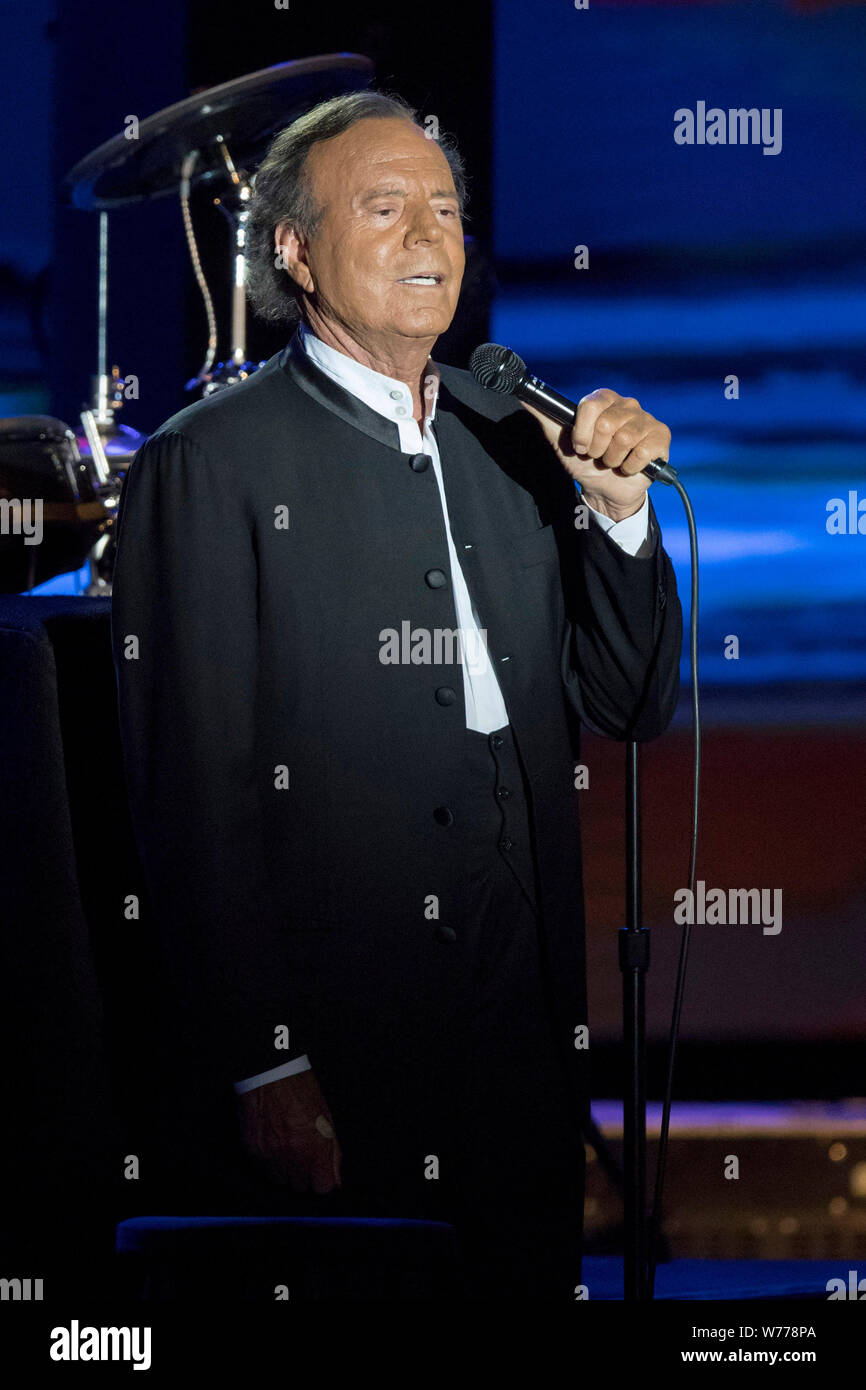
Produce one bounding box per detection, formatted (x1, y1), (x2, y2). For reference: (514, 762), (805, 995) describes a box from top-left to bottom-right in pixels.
(619, 740), (650, 1299)
(465, 344), (682, 1299)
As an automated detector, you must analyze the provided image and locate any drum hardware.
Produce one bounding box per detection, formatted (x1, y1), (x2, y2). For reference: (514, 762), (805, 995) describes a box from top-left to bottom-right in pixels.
(28, 56), (375, 591)
(75, 211), (149, 473)
(182, 140), (265, 396)
(62, 54), (373, 403)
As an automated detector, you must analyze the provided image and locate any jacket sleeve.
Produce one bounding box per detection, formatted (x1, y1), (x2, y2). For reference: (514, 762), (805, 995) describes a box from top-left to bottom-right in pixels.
(560, 491), (683, 742)
(110, 428), (302, 1086)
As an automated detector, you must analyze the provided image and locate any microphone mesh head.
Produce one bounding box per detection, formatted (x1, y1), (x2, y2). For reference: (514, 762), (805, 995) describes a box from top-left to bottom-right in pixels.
(469, 342), (526, 394)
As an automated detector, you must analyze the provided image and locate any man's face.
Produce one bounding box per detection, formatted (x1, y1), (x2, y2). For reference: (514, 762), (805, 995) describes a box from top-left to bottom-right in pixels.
(281, 118), (465, 352)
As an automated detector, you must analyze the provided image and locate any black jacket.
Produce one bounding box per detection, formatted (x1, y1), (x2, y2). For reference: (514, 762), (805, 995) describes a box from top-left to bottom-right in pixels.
(110, 332), (682, 1101)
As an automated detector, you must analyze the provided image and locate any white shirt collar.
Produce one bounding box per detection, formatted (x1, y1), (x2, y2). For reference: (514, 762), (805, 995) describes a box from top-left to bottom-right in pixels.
(298, 321), (440, 429)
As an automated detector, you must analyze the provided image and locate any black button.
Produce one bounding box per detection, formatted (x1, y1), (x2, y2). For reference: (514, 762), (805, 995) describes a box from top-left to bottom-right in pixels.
(425, 568), (448, 589)
(497, 787), (511, 799)
(491, 735), (504, 749)
(433, 806), (454, 826)
(500, 837), (514, 852)
(435, 924), (457, 943)
(435, 686), (457, 706)
(409, 453), (429, 472)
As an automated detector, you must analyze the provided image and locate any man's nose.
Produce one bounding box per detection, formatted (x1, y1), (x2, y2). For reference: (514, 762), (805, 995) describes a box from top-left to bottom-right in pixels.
(403, 204), (443, 244)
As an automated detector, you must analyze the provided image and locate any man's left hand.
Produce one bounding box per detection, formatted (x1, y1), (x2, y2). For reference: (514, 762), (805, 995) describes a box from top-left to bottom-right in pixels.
(522, 388), (671, 522)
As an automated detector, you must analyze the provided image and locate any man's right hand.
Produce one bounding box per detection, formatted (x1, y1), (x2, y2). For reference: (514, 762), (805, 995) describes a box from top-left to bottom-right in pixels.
(235, 1070), (342, 1193)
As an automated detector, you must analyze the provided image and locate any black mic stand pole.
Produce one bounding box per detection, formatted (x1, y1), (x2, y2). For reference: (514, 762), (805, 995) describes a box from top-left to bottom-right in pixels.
(465, 345), (677, 1299)
(619, 739), (651, 1300)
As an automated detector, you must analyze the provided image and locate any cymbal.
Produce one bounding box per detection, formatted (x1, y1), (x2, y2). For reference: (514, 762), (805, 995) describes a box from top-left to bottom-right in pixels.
(76, 422), (148, 469)
(62, 53), (374, 210)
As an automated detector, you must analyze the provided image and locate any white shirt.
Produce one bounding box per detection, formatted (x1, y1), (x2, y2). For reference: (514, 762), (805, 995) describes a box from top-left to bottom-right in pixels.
(233, 324), (651, 1093)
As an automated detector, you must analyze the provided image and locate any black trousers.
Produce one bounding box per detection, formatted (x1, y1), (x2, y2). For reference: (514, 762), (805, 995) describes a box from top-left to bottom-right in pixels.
(163, 724), (586, 1300)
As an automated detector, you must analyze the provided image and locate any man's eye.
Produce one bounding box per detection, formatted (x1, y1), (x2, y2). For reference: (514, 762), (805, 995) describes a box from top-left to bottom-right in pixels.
(374, 207), (397, 217)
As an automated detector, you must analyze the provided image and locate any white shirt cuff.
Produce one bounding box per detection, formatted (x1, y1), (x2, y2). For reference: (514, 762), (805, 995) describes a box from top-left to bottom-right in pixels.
(233, 1054), (312, 1094)
(584, 491), (650, 556)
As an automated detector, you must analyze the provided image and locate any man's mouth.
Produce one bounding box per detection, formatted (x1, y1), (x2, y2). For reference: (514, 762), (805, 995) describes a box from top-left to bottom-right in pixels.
(396, 274), (444, 286)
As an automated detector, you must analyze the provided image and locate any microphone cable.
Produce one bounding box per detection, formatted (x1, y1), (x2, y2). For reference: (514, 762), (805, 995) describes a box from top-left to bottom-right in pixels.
(648, 473), (700, 1298)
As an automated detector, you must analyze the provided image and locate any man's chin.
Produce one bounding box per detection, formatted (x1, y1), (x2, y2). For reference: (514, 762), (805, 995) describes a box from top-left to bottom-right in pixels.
(388, 312), (457, 341)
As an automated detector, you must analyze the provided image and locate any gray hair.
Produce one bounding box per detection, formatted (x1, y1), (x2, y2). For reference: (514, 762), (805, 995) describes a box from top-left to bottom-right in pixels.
(245, 90), (468, 327)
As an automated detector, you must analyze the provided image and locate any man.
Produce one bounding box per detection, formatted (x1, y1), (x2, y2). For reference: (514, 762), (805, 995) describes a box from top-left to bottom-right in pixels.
(111, 90), (682, 1300)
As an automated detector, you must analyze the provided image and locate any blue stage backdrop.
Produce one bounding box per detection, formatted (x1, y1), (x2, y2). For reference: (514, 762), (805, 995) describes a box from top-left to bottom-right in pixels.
(493, 0), (866, 688)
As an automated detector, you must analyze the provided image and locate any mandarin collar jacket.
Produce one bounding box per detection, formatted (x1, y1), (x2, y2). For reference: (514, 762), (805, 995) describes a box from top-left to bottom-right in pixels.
(111, 331), (682, 1090)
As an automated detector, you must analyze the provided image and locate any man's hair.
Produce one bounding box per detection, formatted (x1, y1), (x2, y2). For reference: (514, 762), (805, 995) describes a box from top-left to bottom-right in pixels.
(245, 90), (468, 328)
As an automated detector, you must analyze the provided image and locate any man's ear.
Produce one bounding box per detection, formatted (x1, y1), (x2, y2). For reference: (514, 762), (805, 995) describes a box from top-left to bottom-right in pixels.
(274, 220), (315, 294)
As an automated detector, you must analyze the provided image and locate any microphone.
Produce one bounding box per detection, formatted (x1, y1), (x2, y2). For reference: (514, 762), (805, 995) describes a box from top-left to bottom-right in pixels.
(469, 342), (678, 486)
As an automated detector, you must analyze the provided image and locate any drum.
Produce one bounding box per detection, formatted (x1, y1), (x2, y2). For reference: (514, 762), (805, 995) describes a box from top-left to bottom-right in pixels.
(0, 415), (117, 592)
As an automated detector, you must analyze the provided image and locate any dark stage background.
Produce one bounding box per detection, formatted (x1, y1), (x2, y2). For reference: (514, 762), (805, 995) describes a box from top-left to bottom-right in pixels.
(2, 0), (864, 1099)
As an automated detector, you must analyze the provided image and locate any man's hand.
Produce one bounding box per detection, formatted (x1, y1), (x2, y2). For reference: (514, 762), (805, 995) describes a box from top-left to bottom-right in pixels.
(522, 389), (671, 522)
(235, 1069), (342, 1194)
